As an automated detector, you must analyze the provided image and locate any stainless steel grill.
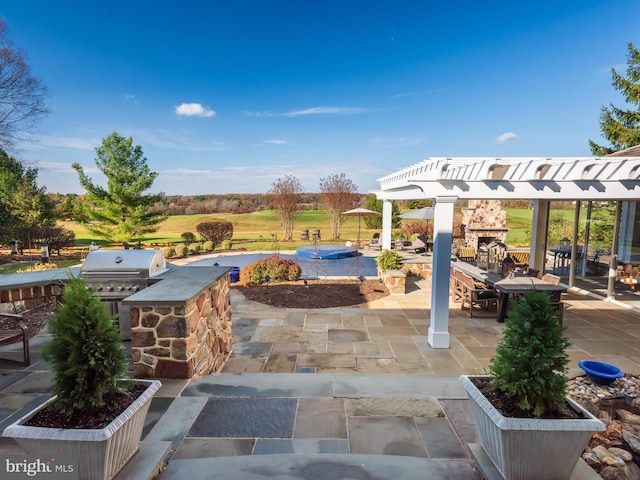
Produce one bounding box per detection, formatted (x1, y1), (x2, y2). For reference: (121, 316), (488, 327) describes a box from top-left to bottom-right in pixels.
(80, 249), (168, 340)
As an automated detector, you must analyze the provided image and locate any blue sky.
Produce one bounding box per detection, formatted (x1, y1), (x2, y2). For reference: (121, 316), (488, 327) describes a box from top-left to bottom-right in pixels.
(2, 1), (639, 195)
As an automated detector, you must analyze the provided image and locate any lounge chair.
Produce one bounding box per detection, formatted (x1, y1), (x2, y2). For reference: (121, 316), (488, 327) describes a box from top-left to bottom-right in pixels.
(407, 235), (429, 253)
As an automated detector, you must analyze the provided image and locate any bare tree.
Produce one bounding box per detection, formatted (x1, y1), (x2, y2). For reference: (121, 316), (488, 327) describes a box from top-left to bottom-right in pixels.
(319, 173), (359, 239)
(268, 175), (302, 241)
(0, 19), (49, 150)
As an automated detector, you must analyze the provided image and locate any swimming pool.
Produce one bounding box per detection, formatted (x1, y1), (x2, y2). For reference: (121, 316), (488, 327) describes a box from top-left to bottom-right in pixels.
(185, 251), (377, 278)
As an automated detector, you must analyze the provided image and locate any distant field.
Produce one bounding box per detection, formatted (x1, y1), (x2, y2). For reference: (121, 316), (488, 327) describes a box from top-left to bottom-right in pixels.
(59, 210), (376, 249)
(58, 207), (581, 249)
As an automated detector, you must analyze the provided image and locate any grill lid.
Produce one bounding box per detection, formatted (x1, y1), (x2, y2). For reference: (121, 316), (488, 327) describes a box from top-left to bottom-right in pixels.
(81, 249), (168, 278)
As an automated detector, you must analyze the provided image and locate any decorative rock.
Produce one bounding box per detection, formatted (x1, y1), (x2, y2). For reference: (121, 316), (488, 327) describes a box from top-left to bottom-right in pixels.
(623, 430), (640, 454)
(600, 465), (629, 480)
(593, 446), (626, 467)
(618, 410), (640, 425)
(609, 447), (634, 462)
(624, 460), (640, 480)
(582, 452), (602, 469)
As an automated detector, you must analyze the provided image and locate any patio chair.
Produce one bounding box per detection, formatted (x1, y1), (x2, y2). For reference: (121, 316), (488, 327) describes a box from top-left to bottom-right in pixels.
(368, 233), (381, 251)
(457, 246), (476, 262)
(0, 313), (30, 366)
(542, 273), (561, 285)
(459, 272), (499, 318)
(407, 235), (429, 254)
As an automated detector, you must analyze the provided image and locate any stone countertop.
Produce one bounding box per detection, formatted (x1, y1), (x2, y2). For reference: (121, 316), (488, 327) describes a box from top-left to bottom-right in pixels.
(0, 266), (81, 290)
(122, 265), (232, 306)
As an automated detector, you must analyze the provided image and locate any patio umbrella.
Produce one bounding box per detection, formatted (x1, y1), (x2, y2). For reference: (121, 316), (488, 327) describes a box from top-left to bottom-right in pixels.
(341, 208), (380, 249)
(399, 207), (434, 237)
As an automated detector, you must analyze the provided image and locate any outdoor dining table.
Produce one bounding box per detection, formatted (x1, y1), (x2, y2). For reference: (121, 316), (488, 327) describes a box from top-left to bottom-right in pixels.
(451, 261), (567, 323)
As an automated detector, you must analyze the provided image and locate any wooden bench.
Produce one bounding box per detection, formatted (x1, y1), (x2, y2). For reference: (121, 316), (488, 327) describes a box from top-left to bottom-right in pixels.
(0, 313), (31, 365)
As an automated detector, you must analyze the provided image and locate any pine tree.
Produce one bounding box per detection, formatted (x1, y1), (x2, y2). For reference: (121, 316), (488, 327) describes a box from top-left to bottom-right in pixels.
(589, 42), (640, 155)
(42, 277), (129, 417)
(489, 289), (570, 417)
(72, 132), (165, 242)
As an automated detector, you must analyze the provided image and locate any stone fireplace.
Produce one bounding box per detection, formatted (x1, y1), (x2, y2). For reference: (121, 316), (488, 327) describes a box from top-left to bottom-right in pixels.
(461, 199), (508, 248)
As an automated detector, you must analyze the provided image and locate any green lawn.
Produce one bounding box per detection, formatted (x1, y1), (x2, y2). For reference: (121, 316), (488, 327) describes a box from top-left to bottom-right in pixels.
(56, 206), (591, 251)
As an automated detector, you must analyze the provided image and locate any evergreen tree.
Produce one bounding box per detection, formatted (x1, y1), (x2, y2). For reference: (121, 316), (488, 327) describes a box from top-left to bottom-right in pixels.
(42, 277), (129, 417)
(589, 42), (640, 155)
(490, 289), (570, 417)
(363, 194), (402, 229)
(72, 132), (166, 242)
(0, 148), (54, 241)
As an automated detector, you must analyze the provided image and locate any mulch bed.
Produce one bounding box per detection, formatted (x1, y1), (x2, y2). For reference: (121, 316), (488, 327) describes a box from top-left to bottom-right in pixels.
(234, 279), (389, 308)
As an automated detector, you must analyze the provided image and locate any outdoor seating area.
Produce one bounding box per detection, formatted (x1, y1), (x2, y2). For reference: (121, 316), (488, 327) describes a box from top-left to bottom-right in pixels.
(451, 260), (566, 324)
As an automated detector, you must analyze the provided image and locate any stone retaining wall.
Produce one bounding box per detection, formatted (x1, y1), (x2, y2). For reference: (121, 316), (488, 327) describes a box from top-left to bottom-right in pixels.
(129, 275), (232, 379)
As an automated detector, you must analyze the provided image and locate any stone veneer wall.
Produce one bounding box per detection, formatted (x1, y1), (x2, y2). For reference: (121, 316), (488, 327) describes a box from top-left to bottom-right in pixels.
(130, 275), (232, 379)
(462, 199), (508, 247)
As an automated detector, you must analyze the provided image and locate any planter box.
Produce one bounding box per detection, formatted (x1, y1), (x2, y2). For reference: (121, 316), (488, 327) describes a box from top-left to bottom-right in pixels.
(3, 379), (161, 480)
(460, 375), (604, 480)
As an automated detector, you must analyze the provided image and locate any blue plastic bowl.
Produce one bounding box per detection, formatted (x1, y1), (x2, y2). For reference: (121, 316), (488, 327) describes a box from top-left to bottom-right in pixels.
(578, 360), (624, 385)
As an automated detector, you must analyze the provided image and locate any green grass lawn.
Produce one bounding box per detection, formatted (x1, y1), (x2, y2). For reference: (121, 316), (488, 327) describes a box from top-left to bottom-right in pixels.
(58, 207), (584, 248)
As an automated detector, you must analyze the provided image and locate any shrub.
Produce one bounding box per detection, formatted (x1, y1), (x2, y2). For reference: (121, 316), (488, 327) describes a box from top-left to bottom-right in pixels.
(203, 241), (214, 252)
(189, 242), (202, 254)
(375, 249), (405, 271)
(196, 220), (233, 248)
(181, 232), (196, 245)
(42, 277), (129, 418)
(489, 289), (570, 417)
(220, 239), (232, 250)
(14, 227), (75, 256)
(163, 246), (176, 259)
(402, 221), (429, 238)
(239, 255), (302, 286)
(175, 244), (189, 257)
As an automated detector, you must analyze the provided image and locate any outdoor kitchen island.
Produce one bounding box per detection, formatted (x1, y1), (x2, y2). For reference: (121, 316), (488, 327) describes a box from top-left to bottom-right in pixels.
(122, 262), (233, 379)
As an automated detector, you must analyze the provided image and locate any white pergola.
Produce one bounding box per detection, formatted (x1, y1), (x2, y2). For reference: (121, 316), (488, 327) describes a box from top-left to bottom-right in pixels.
(372, 156), (640, 349)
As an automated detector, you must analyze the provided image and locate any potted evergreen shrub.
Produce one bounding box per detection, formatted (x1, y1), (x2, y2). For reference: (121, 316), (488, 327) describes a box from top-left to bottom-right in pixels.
(3, 277), (161, 480)
(459, 289), (604, 480)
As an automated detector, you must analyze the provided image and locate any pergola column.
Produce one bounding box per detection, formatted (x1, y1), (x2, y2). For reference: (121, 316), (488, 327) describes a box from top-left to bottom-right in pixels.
(381, 199), (393, 250)
(530, 200), (550, 273)
(428, 196), (457, 349)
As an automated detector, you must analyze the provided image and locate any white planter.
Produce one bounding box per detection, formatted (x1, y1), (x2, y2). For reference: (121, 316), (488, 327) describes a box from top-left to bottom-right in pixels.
(3, 379), (161, 480)
(460, 375), (604, 480)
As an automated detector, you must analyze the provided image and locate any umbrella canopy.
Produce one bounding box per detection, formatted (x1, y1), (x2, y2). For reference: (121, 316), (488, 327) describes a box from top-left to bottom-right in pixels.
(341, 208), (380, 217)
(398, 207), (434, 220)
(341, 208), (380, 249)
(399, 207), (434, 239)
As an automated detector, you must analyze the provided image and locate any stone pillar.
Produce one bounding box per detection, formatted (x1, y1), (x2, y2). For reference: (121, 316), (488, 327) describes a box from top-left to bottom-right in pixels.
(129, 275), (232, 379)
(429, 196), (457, 349)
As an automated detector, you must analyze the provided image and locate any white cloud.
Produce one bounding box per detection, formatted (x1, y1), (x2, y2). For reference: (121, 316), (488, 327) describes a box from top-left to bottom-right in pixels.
(124, 94), (140, 104)
(246, 105), (373, 117)
(496, 132), (518, 143)
(175, 103), (216, 118)
(265, 139), (288, 144)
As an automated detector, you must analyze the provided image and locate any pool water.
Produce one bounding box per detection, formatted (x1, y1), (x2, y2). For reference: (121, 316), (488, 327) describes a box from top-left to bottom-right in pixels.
(185, 251), (377, 278)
